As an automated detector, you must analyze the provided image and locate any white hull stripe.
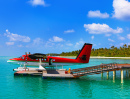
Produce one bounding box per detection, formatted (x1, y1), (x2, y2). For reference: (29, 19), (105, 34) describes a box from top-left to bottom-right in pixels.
(7, 60), (83, 66)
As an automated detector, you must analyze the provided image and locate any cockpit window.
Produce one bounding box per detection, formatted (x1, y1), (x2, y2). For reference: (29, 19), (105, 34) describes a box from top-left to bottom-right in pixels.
(18, 56), (22, 58)
(21, 57), (24, 59)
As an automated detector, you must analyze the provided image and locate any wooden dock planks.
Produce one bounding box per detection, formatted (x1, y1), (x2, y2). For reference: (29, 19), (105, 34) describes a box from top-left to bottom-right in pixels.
(14, 63), (130, 78)
(43, 70), (74, 78)
(71, 63), (130, 77)
(14, 70), (42, 76)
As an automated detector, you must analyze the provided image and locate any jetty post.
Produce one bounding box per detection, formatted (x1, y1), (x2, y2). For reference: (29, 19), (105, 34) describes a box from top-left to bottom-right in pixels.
(129, 70), (130, 78)
(101, 72), (103, 78)
(101, 66), (103, 78)
(107, 71), (109, 79)
(14, 63), (130, 80)
(121, 70), (124, 83)
(126, 70), (128, 77)
(113, 70), (116, 80)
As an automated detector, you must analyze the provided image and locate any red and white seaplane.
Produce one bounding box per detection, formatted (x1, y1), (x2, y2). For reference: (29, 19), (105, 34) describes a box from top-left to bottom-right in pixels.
(7, 43), (92, 71)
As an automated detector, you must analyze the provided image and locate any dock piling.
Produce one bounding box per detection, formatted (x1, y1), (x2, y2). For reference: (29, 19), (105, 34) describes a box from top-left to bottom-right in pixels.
(129, 70), (130, 78)
(13, 63), (130, 81)
(121, 70), (124, 83)
(101, 72), (103, 78)
(107, 71), (109, 79)
(126, 70), (128, 77)
(121, 70), (123, 79)
(113, 70), (116, 80)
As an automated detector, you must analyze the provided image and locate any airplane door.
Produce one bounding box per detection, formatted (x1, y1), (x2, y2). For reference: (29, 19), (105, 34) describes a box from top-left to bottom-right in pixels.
(49, 58), (52, 65)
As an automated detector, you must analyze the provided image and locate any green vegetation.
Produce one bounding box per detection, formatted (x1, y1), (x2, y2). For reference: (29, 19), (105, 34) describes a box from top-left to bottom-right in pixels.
(60, 44), (130, 57)
(47, 53), (60, 56)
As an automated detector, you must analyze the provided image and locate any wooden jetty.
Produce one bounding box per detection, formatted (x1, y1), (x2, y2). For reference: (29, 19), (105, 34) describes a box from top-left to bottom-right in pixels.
(71, 63), (118, 77)
(14, 70), (42, 76)
(71, 63), (130, 78)
(14, 63), (130, 82)
(42, 69), (74, 79)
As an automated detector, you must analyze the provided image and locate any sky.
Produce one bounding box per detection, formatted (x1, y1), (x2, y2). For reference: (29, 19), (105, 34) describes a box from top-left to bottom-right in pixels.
(0, 0), (130, 56)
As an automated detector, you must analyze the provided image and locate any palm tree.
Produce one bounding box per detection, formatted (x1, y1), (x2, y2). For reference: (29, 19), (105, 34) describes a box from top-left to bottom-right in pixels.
(128, 45), (130, 48)
(123, 44), (127, 48)
(111, 46), (115, 49)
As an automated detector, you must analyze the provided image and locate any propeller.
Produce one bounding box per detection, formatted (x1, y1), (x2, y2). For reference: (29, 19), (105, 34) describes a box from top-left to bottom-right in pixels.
(28, 53), (47, 59)
(25, 52), (27, 63)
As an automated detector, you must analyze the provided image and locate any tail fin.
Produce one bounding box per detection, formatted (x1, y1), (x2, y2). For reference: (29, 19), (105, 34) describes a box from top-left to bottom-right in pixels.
(76, 43), (92, 63)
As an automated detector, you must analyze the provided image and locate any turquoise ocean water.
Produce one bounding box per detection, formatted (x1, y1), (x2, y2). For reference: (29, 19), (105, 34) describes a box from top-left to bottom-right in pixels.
(0, 56), (130, 99)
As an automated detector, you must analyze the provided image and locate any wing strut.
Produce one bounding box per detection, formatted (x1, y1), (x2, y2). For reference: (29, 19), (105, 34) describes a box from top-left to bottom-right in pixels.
(39, 58), (45, 70)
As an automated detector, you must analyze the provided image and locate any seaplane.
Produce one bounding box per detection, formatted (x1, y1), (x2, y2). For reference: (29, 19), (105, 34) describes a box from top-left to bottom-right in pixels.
(7, 43), (92, 71)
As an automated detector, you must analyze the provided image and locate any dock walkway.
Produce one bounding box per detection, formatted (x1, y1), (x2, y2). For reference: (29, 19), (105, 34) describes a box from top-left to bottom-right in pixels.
(42, 70), (74, 78)
(71, 63), (130, 77)
(14, 70), (42, 76)
(14, 63), (130, 80)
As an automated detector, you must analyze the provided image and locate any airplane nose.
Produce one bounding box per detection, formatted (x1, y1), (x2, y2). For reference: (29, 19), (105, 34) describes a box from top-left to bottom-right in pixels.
(7, 59), (13, 62)
(7, 60), (10, 62)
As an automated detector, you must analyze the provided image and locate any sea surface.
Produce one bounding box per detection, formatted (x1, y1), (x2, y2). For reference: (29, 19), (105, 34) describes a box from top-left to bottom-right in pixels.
(0, 56), (130, 99)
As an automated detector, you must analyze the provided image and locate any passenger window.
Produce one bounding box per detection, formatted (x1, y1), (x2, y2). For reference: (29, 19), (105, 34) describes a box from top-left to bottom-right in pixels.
(22, 57), (24, 59)
(44, 59), (46, 61)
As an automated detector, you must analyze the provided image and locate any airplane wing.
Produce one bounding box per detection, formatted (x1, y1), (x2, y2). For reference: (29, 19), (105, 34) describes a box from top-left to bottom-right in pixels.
(28, 53), (47, 59)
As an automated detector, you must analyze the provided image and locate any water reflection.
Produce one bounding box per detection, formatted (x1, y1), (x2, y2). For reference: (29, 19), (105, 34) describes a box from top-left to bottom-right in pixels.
(3, 57), (130, 99)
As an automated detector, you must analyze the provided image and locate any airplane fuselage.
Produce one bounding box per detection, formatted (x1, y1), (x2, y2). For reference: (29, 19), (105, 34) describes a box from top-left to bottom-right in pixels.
(7, 55), (84, 67)
(7, 43), (92, 67)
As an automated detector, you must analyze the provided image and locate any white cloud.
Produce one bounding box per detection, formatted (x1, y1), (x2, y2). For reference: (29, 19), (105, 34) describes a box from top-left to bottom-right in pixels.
(64, 29), (75, 33)
(91, 36), (94, 40)
(93, 44), (97, 46)
(113, 0), (130, 20)
(66, 43), (73, 46)
(4, 29), (30, 42)
(17, 45), (23, 47)
(115, 43), (130, 47)
(120, 43), (124, 46)
(127, 34), (130, 39)
(108, 38), (115, 42)
(49, 36), (64, 42)
(118, 35), (125, 40)
(33, 38), (43, 45)
(88, 10), (109, 18)
(84, 23), (123, 34)
(45, 36), (64, 48)
(105, 34), (111, 37)
(98, 43), (101, 45)
(75, 39), (84, 47)
(6, 42), (14, 46)
(57, 43), (64, 47)
(115, 43), (124, 47)
(29, 0), (47, 6)
(45, 41), (55, 47)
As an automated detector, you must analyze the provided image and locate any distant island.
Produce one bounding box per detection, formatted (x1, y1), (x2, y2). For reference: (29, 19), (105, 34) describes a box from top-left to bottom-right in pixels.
(48, 44), (130, 57)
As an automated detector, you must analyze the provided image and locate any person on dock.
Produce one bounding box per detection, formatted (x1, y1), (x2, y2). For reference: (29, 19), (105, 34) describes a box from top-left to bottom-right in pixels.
(68, 68), (71, 74)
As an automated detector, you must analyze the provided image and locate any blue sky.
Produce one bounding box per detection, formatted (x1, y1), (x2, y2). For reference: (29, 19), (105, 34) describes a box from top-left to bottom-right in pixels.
(0, 0), (130, 56)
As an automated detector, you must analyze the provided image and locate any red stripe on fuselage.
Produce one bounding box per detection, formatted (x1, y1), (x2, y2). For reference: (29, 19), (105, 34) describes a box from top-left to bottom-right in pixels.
(9, 55), (83, 63)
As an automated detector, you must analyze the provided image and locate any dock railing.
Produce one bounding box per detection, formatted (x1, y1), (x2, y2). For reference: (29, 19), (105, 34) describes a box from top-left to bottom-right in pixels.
(71, 63), (118, 76)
